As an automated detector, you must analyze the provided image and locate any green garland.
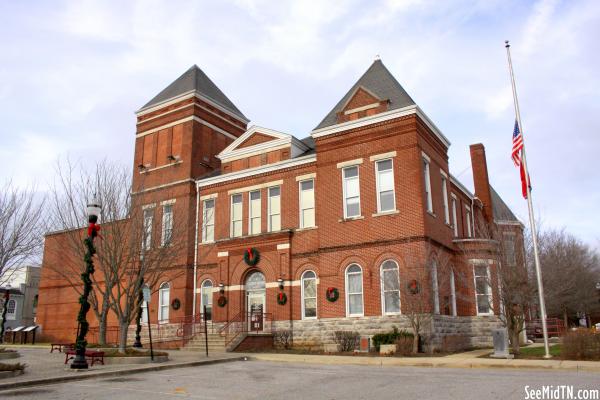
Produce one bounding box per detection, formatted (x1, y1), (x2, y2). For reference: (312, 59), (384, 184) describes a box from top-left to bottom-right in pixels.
(326, 287), (339, 302)
(217, 295), (228, 307)
(75, 236), (96, 353)
(244, 247), (260, 266)
(277, 292), (287, 305)
(0, 292), (8, 343)
(133, 278), (144, 347)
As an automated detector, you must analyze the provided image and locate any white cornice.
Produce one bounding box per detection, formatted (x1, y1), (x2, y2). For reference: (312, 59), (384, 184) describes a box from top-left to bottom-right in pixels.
(197, 154), (316, 188)
(311, 105), (451, 148)
(450, 175), (474, 199)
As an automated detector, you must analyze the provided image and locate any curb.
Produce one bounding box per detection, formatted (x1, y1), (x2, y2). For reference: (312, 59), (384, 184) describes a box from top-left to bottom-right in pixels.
(0, 356), (247, 391)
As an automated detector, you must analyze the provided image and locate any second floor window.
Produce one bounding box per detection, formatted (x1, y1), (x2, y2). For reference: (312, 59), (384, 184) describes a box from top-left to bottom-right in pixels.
(202, 199), (215, 242)
(161, 204), (173, 246)
(231, 194), (243, 237)
(451, 195), (458, 237)
(465, 206), (473, 238)
(249, 190), (261, 235)
(299, 179), (315, 228)
(343, 166), (361, 218)
(143, 208), (153, 251)
(268, 186), (281, 232)
(504, 233), (516, 266)
(375, 159), (395, 213)
(441, 174), (450, 224)
(423, 156), (433, 213)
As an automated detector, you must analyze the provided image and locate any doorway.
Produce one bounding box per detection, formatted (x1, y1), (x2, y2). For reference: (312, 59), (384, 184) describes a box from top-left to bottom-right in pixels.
(245, 271), (265, 332)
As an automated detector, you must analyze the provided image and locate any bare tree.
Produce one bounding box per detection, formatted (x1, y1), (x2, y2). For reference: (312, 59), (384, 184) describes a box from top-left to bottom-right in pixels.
(0, 181), (44, 286)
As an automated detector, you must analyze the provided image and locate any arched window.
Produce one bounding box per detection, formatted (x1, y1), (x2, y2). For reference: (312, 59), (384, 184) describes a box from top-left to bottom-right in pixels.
(345, 264), (363, 316)
(245, 271), (266, 291)
(6, 299), (16, 320)
(141, 284), (150, 323)
(201, 280), (213, 320)
(380, 260), (400, 314)
(158, 282), (170, 323)
(301, 271), (317, 319)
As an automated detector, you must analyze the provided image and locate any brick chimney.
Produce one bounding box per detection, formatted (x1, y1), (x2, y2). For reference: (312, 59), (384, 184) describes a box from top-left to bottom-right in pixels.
(469, 144), (493, 224)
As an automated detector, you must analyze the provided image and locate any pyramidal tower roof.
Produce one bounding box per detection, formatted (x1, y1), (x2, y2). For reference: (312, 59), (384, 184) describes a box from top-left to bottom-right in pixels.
(139, 65), (248, 121)
(314, 59), (416, 130)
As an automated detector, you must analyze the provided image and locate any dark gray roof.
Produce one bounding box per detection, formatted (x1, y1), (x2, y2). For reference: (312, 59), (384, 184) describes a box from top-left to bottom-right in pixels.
(490, 186), (519, 222)
(314, 59), (416, 130)
(140, 65), (248, 121)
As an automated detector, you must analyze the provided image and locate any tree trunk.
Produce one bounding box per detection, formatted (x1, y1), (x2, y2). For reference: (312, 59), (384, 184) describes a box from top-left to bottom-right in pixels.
(510, 328), (521, 355)
(98, 307), (109, 346)
(563, 307), (568, 330)
(412, 334), (419, 354)
(118, 320), (129, 353)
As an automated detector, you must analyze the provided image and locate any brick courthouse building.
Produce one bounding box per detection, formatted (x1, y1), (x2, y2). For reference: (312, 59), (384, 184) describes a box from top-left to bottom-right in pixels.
(37, 60), (524, 351)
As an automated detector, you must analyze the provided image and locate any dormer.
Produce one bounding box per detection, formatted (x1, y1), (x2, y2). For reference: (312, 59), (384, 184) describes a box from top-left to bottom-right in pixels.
(217, 126), (311, 174)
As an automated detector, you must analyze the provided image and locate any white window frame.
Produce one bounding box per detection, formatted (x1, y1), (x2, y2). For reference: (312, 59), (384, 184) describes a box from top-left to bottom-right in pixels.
(422, 153), (433, 213)
(345, 264), (364, 317)
(465, 205), (473, 238)
(431, 260), (440, 314)
(299, 179), (315, 228)
(158, 282), (170, 323)
(143, 208), (153, 251)
(248, 190), (261, 235)
(380, 260), (401, 315)
(267, 186), (281, 232)
(141, 284), (150, 324)
(451, 194), (458, 237)
(6, 299), (17, 320)
(375, 158), (396, 213)
(450, 269), (457, 317)
(200, 279), (213, 320)
(503, 233), (516, 267)
(473, 263), (494, 316)
(441, 171), (450, 224)
(301, 270), (317, 320)
(230, 193), (243, 238)
(202, 199), (215, 243)
(161, 204), (173, 246)
(342, 166), (361, 218)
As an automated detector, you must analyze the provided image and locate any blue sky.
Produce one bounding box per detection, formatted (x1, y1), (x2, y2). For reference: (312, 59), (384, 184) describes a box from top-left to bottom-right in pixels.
(0, 0), (598, 247)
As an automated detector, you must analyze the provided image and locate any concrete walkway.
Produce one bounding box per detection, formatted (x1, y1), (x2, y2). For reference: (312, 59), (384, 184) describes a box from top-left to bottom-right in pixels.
(0, 346), (244, 390)
(248, 351), (600, 373)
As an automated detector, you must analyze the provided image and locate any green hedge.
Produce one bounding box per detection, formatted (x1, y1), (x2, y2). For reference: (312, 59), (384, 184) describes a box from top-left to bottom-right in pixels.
(372, 327), (413, 351)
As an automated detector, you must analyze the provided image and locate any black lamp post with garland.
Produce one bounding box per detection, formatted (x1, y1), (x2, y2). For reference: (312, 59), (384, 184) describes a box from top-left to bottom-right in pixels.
(133, 278), (144, 348)
(71, 195), (101, 370)
(0, 285), (11, 344)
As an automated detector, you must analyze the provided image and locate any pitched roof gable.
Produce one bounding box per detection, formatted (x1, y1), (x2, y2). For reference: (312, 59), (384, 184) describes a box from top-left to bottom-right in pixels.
(490, 186), (520, 223)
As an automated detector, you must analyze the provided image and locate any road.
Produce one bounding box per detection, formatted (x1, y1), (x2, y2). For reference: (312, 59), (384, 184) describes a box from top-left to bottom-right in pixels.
(1, 360), (598, 399)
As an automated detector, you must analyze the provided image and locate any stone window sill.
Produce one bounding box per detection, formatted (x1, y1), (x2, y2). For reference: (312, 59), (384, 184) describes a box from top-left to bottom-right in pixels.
(338, 216), (364, 222)
(372, 210), (399, 217)
(296, 226), (318, 232)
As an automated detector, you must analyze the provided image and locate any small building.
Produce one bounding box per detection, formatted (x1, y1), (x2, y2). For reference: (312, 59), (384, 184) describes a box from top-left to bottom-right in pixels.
(0, 266), (40, 330)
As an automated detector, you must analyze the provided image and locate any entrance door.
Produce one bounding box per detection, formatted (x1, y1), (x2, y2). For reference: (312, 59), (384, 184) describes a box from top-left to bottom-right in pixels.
(245, 271), (266, 332)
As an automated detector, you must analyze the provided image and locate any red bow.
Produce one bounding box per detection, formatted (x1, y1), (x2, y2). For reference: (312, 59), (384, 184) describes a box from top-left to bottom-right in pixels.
(88, 222), (101, 238)
(246, 248), (253, 260)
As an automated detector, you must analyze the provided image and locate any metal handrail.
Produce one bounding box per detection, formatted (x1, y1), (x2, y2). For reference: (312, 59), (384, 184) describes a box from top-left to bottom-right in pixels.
(219, 312), (273, 348)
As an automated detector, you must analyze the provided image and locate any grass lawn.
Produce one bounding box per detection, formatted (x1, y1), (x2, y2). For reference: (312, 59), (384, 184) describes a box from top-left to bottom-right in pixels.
(515, 344), (561, 359)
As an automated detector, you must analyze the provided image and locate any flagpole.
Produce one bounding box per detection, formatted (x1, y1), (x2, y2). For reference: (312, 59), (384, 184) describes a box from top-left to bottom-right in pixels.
(505, 40), (551, 359)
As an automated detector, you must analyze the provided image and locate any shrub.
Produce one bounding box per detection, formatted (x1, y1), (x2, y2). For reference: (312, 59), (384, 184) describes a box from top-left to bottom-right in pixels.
(371, 327), (413, 351)
(395, 336), (414, 355)
(333, 331), (360, 352)
(562, 330), (600, 361)
(0, 362), (26, 371)
(274, 330), (293, 350)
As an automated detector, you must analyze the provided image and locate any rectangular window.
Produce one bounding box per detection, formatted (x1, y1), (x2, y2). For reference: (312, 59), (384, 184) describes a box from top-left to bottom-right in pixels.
(161, 204), (173, 246)
(441, 174), (450, 224)
(451, 195), (458, 237)
(231, 194), (243, 237)
(249, 190), (261, 235)
(450, 270), (457, 317)
(143, 208), (153, 251)
(504, 234), (516, 266)
(299, 179), (315, 228)
(343, 166), (361, 218)
(423, 156), (433, 213)
(465, 206), (473, 238)
(474, 264), (493, 315)
(375, 159), (395, 213)
(268, 186), (281, 232)
(202, 199), (215, 242)
(431, 261), (440, 314)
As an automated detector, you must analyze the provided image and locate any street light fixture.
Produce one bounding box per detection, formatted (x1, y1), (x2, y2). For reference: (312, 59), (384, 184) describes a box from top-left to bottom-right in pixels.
(71, 194), (101, 369)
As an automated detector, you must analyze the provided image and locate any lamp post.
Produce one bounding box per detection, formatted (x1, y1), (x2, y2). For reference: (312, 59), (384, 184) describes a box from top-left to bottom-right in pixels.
(71, 195), (101, 369)
(0, 284), (11, 344)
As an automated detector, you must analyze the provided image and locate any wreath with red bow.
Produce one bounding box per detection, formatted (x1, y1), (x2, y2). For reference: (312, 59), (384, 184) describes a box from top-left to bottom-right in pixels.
(326, 287), (339, 302)
(407, 279), (420, 295)
(217, 295), (228, 307)
(277, 292), (287, 305)
(243, 247), (260, 266)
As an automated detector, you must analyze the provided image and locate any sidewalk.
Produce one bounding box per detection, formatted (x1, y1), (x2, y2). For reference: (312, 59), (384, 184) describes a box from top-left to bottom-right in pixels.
(248, 349), (600, 373)
(0, 347), (245, 391)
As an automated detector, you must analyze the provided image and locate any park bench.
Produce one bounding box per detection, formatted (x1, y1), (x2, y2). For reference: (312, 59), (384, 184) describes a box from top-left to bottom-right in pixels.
(64, 349), (105, 366)
(50, 343), (74, 353)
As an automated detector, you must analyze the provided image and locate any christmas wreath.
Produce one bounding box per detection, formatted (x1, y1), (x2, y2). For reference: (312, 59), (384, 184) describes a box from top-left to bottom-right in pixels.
(171, 298), (181, 310)
(277, 292), (287, 305)
(407, 279), (420, 295)
(326, 287), (339, 302)
(217, 295), (228, 307)
(243, 247), (260, 266)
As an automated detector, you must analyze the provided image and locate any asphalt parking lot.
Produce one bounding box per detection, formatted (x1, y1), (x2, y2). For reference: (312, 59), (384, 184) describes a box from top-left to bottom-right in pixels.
(1, 360), (598, 400)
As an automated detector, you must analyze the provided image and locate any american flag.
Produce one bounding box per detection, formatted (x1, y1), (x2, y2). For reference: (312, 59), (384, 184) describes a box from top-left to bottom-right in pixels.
(511, 120), (530, 198)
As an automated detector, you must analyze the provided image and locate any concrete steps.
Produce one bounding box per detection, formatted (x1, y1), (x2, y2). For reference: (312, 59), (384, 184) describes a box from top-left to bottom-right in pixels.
(184, 333), (227, 352)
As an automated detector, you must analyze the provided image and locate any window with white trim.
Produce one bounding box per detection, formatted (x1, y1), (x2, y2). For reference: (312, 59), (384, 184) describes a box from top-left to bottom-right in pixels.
(143, 208), (153, 251)
(345, 264), (364, 316)
(503, 233), (516, 267)
(161, 204), (173, 246)
(450, 269), (457, 317)
(465, 206), (473, 238)
(231, 194), (243, 237)
(158, 282), (170, 322)
(249, 190), (261, 235)
(6, 299), (16, 320)
(201, 280), (213, 320)
(380, 260), (400, 314)
(301, 271), (317, 319)
(202, 199), (215, 243)
(451, 195), (458, 237)
(474, 263), (493, 315)
(441, 174), (450, 224)
(423, 156), (433, 213)
(375, 159), (395, 213)
(268, 186), (281, 232)
(431, 260), (440, 314)
(141, 284), (149, 323)
(299, 179), (315, 228)
(342, 166), (361, 218)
